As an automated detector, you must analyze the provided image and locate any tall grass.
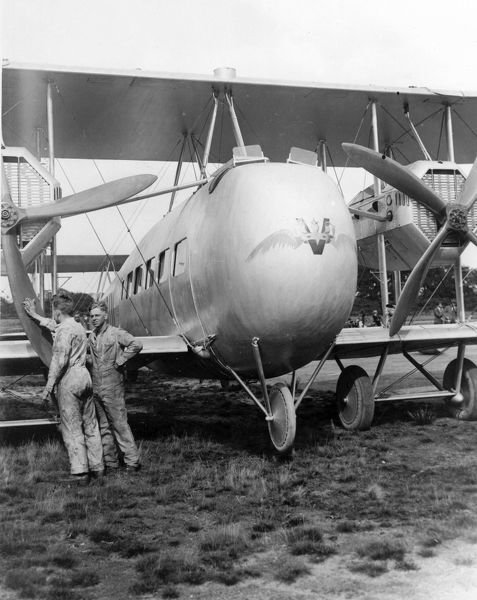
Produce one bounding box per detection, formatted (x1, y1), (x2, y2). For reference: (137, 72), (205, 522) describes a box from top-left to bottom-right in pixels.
(1, 371), (477, 597)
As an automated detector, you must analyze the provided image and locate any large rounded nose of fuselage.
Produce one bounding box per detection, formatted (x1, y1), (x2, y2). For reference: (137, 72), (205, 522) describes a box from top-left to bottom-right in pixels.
(192, 162), (357, 377)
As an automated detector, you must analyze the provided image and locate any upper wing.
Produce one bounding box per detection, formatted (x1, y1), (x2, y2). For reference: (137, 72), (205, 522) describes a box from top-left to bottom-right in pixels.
(3, 63), (477, 166)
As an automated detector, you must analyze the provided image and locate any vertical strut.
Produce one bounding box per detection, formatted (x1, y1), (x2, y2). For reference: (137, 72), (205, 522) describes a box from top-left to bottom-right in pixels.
(225, 92), (245, 149)
(318, 140), (327, 173)
(38, 250), (45, 310)
(371, 101), (389, 321)
(47, 82), (55, 177)
(371, 101), (380, 197)
(377, 233), (389, 324)
(202, 94), (218, 174)
(50, 236), (57, 296)
(47, 81), (57, 295)
(445, 105), (455, 163)
(404, 108), (432, 161)
(393, 271), (401, 301)
(190, 135), (204, 176)
(372, 345), (389, 394)
(454, 341), (466, 395)
(454, 255), (465, 323)
(168, 134), (188, 213)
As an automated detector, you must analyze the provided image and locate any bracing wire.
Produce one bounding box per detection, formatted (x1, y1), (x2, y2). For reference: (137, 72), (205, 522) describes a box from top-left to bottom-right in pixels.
(387, 105), (443, 150)
(235, 102), (262, 149)
(453, 109), (477, 141)
(339, 101), (372, 181)
(409, 264), (454, 324)
(88, 154), (192, 341)
(112, 202), (194, 345)
(391, 144), (412, 165)
(52, 81), (198, 340)
(328, 101), (371, 196)
(326, 148), (344, 197)
(436, 110), (446, 161)
(55, 159), (151, 334)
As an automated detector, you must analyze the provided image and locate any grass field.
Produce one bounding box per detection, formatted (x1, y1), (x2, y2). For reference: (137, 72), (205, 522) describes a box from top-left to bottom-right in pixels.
(1, 368), (477, 599)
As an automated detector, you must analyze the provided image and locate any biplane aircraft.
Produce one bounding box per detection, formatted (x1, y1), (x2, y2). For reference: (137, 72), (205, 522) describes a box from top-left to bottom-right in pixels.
(2, 63), (477, 453)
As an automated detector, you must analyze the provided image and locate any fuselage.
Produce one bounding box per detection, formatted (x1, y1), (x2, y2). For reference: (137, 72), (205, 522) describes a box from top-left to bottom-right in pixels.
(104, 162), (357, 378)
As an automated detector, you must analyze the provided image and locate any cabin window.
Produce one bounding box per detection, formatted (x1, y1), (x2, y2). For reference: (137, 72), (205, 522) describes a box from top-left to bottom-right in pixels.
(134, 265), (143, 294)
(158, 248), (170, 283)
(126, 272), (133, 298)
(145, 257), (156, 288)
(173, 239), (187, 276)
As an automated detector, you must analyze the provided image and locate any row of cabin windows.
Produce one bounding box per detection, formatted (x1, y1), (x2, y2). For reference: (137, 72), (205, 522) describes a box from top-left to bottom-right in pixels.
(122, 238), (187, 299)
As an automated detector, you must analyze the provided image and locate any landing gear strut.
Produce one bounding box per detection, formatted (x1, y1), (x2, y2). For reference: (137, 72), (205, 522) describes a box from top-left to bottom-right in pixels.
(223, 338), (297, 454)
(222, 338), (339, 454)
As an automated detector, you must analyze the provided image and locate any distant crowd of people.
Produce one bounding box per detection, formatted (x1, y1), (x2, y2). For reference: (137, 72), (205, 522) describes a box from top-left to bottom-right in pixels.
(433, 300), (457, 324)
(344, 303), (395, 328)
(345, 300), (459, 329)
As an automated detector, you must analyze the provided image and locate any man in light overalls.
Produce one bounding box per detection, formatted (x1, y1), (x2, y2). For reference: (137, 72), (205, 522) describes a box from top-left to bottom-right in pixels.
(88, 301), (142, 472)
(25, 293), (104, 485)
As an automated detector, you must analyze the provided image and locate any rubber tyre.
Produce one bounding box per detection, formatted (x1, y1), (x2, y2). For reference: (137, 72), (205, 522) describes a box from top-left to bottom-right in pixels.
(267, 383), (296, 454)
(443, 358), (477, 420)
(336, 365), (374, 430)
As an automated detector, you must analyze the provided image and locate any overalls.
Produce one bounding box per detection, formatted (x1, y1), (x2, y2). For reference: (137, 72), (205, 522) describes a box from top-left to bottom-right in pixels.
(45, 319), (103, 474)
(88, 324), (142, 468)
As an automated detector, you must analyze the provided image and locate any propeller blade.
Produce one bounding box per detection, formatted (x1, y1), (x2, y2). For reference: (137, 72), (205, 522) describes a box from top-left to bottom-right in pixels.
(390, 224), (450, 336)
(21, 174), (157, 222)
(465, 229), (477, 247)
(459, 156), (477, 210)
(1, 162), (52, 366)
(21, 217), (61, 268)
(2, 230), (53, 366)
(342, 143), (447, 219)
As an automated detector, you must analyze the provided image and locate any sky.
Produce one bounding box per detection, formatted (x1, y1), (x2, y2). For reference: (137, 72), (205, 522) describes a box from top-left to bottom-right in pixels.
(2, 0), (477, 292)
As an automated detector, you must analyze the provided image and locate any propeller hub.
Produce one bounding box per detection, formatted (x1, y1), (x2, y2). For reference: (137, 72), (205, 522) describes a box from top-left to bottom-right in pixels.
(446, 204), (468, 231)
(1, 202), (19, 231)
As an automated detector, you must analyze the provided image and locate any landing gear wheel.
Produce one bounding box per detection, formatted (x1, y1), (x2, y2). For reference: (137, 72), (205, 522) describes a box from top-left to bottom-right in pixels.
(443, 358), (477, 420)
(267, 384), (296, 454)
(336, 365), (374, 430)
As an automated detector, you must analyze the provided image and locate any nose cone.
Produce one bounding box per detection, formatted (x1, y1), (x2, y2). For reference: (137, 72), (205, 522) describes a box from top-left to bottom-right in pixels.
(194, 162), (357, 376)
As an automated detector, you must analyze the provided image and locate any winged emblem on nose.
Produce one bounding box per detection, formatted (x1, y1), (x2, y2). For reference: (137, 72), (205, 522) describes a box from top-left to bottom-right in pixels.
(246, 217), (335, 262)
